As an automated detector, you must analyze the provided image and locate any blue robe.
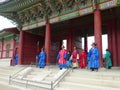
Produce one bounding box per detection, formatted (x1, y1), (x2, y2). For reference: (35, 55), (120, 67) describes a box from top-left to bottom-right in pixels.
(14, 54), (18, 65)
(66, 53), (72, 68)
(88, 47), (100, 69)
(38, 51), (46, 68)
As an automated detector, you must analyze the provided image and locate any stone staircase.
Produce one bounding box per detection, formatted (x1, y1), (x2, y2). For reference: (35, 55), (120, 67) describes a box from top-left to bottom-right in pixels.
(10, 65), (60, 90)
(0, 65), (120, 90)
(0, 66), (29, 90)
(0, 66), (24, 83)
(55, 68), (120, 90)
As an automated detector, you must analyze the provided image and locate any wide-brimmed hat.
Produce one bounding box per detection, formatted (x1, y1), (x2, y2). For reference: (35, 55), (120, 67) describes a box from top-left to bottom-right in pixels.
(91, 42), (97, 46)
(61, 45), (65, 48)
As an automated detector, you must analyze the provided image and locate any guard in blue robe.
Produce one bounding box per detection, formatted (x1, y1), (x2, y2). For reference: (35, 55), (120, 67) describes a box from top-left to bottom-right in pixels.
(38, 48), (46, 68)
(88, 43), (100, 71)
(66, 51), (72, 68)
(14, 54), (18, 65)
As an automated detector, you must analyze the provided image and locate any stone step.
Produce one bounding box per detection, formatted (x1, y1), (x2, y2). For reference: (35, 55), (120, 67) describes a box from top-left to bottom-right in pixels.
(29, 72), (39, 75)
(11, 79), (50, 90)
(70, 74), (120, 80)
(0, 73), (11, 76)
(0, 83), (29, 90)
(29, 71), (52, 75)
(25, 75), (35, 79)
(22, 77), (51, 84)
(0, 77), (9, 83)
(64, 77), (120, 88)
(0, 69), (13, 72)
(59, 82), (120, 90)
(0, 66), (23, 70)
(71, 69), (120, 74)
(48, 73), (56, 77)
(69, 70), (120, 80)
(43, 77), (53, 81)
(55, 87), (72, 90)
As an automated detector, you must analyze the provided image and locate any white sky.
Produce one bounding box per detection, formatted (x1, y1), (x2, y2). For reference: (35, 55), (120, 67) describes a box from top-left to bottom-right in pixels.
(0, 16), (16, 31)
(0, 0), (8, 3)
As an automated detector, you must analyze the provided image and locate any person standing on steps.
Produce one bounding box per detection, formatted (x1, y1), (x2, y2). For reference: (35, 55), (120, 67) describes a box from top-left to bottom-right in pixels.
(57, 45), (67, 70)
(66, 50), (72, 68)
(79, 49), (87, 69)
(103, 49), (112, 69)
(71, 46), (79, 69)
(14, 53), (18, 66)
(38, 48), (46, 68)
(87, 43), (100, 71)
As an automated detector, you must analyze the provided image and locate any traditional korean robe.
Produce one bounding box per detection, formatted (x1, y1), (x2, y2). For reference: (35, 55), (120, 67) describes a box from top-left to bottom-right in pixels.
(104, 51), (112, 68)
(66, 53), (72, 68)
(14, 54), (18, 65)
(79, 51), (87, 68)
(57, 49), (67, 69)
(38, 51), (46, 68)
(88, 47), (100, 69)
(71, 50), (79, 68)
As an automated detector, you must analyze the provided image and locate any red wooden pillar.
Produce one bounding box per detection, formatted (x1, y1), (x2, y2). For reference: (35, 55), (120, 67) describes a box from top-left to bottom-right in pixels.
(13, 39), (16, 56)
(107, 22), (113, 63)
(11, 39), (16, 66)
(94, 9), (103, 67)
(1, 39), (4, 58)
(45, 22), (51, 65)
(116, 20), (120, 66)
(109, 21), (118, 66)
(18, 30), (24, 65)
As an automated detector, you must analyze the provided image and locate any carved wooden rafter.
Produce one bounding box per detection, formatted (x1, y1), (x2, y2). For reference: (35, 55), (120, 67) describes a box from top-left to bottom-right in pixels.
(37, 3), (45, 18)
(45, 2), (52, 16)
(24, 10), (31, 22)
(66, 0), (76, 7)
(18, 12), (25, 23)
(0, 0), (95, 26)
(46, 1), (56, 14)
(30, 7), (38, 20)
(55, 2), (63, 13)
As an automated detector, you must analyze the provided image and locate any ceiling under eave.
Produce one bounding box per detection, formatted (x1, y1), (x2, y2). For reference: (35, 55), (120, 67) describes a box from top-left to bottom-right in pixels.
(0, 0), (94, 27)
(0, 0), (120, 30)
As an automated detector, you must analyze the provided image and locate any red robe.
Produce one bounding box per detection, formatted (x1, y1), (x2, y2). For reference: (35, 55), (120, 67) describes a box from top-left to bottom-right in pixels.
(72, 50), (79, 63)
(58, 49), (67, 64)
(79, 51), (87, 68)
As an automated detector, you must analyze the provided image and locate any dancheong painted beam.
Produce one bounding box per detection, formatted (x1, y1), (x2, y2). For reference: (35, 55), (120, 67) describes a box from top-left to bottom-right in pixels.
(0, 0), (119, 30)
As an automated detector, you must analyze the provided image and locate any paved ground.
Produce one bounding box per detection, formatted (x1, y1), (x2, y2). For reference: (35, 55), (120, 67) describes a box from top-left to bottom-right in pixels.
(0, 83), (19, 90)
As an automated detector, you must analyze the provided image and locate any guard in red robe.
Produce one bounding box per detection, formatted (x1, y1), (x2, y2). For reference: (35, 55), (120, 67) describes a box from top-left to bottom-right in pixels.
(79, 49), (87, 68)
(71, 47), (79, 68)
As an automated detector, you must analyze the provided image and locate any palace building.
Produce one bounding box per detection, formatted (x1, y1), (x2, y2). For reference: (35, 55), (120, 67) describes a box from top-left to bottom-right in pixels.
(0, 28), (19, 65)
(0, 0), (120, 66)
